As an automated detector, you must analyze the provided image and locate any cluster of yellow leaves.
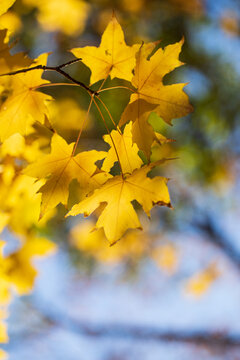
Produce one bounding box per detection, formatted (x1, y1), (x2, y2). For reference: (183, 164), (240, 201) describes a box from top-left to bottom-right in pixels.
(0, 2), (57, 353)
(0, 9), (193, 354)
(67, 14), (192, 243)
(0, 13), (192, 244)
(22, 0), (90, 35)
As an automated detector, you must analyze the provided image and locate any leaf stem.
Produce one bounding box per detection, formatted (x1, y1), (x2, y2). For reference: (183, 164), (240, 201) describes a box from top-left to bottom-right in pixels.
(98, 85), (135, 93)
(92, 96), (124, 177)
(33, 82), (80, 90)
(96, 96), (122, 135)
(71, 95), (94, 156)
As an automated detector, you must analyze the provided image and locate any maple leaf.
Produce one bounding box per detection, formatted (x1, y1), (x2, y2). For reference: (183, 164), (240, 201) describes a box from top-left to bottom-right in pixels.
(0, 54), (52, 140)
(0, 237), (56, 295)
(120, 40), (193, 156)
(67, 161), (171, 244)
(71, 14), (138, 84)
(0, 29), (31, 74)
(24, 133), (108, 216)
(0, 53), (51, 140)
(0, 29), (32, 96)
(102, 121), (143, 174)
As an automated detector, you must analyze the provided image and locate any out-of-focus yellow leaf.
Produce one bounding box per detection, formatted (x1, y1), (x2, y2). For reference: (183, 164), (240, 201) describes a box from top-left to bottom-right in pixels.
(0, 280), (11, 306)
(48, 98), (93, 132)
(0, 29), (32, 95)
(0, 11), (22, 39)
(2, 134), (41, 162)
(185, 263), (219, 297)
(0, 237), (56, 295)
(220, 11), (239, 37)
(102, 122), (143, 174)
(0, 308), (8, 343)
(71, 220), (147, 263)
(0, 0), (16, 17)
(23, 0), (89, 35)
(0, 213), (9, 233)
(151, 244), (178, 274)
(0, 53), (51, 140)
(6, 175), (46, 232)
(0, 349), (7, 360)
(168, 0), (204, 16)
(71, 14), (139, 84)
(120, 0), (145, 13)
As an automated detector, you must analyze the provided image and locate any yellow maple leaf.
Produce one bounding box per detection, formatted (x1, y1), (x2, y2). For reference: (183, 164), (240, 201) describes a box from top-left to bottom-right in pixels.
(0, 53), (51, 140)
(71, 14), (138, 84)
(24, 133), (108, 216)
(48, 98), (93, 132)
(0, 28), (32, 94)
(0, 0), (15, 17)
(102, 122), (143, 174)
(0, 237), (56, 295)
(0, 29), (31, 73)
(67, 161), (171, 244)
(120, 41), (193, 156)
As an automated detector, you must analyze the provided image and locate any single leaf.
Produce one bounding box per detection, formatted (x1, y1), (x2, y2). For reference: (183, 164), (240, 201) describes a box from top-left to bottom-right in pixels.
(102, 121), (143, 174)
(185, 262), (219, 297)
(36, 0), (90, 36)
(151, 243), (178, 274)
(0, 53), (52, 140)
(24, 133), (107, 216)
(71, 14), (138, 84)
(131, 39), (193, 123)
(0, 29), (31, 73)
(67, 161), (171, 244)
(0, 237), (56, 295)
(120, 41), (193, 156)
(132, 39), (184, 91)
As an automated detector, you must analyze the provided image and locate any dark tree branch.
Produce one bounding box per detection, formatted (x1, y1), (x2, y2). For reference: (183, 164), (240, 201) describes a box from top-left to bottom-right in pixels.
(0, 58), (98, 96)
(25, 302), (240, 349)
(192, 213), (240, 270)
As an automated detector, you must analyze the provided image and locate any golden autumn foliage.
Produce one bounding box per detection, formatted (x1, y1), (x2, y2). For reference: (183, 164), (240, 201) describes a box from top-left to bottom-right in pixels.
(0, 2), (197, 355)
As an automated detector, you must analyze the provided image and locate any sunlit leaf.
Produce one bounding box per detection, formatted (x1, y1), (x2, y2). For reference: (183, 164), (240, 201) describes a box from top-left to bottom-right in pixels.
(71, 14), (138, 84)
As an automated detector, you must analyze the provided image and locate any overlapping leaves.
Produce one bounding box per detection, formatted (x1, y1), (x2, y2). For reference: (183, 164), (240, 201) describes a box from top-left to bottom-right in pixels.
(0, 13), (193, 354)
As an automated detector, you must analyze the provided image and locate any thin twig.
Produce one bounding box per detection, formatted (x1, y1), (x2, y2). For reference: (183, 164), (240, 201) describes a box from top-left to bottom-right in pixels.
(0, 58), (98, 96)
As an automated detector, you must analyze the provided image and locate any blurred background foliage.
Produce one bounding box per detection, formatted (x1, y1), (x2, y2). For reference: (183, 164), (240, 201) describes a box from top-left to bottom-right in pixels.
(3, 0), (239, 282)
(2, 0), (240, 358)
